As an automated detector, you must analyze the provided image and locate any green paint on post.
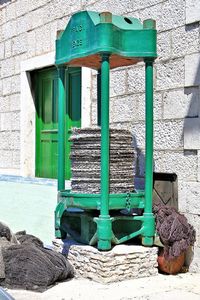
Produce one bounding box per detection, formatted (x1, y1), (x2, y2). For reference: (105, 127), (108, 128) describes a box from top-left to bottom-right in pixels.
(97, 69), (101, 126)
(143, 60), (155, 246)
(97, 54), (112, 250)
(144, 61), (154, 214)
(58, 66), (66, 191)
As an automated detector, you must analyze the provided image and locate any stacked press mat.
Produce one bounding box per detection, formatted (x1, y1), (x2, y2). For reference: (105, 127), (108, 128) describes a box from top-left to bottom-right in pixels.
(69, 127), (135, 194)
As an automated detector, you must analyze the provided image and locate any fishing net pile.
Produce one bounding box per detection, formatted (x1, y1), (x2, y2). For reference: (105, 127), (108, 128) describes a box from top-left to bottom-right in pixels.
(0, 222), (74, 291)
(153, 204), (196, 260)
(70, 127), (135, 194)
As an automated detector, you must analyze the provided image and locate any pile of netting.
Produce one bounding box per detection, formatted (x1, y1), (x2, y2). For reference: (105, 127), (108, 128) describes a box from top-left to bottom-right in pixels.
(153, 204), (196, 260)
(70, 127), (135, 194)
(0, 222), (74, 291)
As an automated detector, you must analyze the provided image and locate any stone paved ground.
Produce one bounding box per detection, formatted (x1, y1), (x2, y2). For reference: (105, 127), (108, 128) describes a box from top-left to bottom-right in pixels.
(6, 273), (200, 300)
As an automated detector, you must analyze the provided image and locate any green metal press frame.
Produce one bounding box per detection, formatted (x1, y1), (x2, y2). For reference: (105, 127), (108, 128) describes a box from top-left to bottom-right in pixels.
(55, 11), (157, 250)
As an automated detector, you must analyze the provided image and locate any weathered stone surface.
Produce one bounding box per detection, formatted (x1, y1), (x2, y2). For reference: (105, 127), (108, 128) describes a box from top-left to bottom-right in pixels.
(0, 150), (12, 168)
(186, 0), (200, 24)
(110, 92), (163, 124)
(0, 42), (4, 60)
(184, 117), (200, 150)
(5, 2), (16, 22)
(160, 0), (185, 31)
(4, 40), (12, 58)
(0, 112), (20, 131)
(156, 59), (184, 91)
(154, 150), (198, 181)
(179, 181), (200, 215)
(2, 20), (17, 40)
(110, 69), (126, 97)
(127, 65), (145, 93)
(131, 120), (183, 150)
(67, 244), (158, 283)
(110, 95), (138, 123)
(185, 53), (200, 87)
(1, 57), (15, 78)
(163, 88), (199, 119)
(172, 24), (199, 58)
(157, 31), (171, 61)
(12, 33), (27, 56)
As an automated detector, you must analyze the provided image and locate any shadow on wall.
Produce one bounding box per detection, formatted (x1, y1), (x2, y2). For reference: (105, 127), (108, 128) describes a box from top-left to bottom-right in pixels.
(184, 23), (200, 145)
(132, 135), (145, 190)
(0, 0), (11, 4)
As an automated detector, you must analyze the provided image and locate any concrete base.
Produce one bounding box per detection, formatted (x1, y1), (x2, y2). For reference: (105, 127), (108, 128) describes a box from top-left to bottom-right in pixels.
(67, 244), (158, 283)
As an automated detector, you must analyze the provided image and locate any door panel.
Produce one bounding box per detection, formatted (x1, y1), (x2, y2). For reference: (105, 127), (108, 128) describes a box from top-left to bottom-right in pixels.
(35, 67), (81, 179)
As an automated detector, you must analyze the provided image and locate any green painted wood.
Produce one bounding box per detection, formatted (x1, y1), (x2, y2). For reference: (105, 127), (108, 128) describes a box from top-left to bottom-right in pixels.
(35, 67), (81, 180)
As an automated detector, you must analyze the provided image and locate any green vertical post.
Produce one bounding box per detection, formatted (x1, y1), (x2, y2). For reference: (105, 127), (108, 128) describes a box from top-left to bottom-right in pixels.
(97, 69), (101, 126)
(100, 54), (110, 216)
(145, 60), (153, 213)
(57, 66), (66, 191)
(142, 60), (155, 246)
(96, 54), (112, 250)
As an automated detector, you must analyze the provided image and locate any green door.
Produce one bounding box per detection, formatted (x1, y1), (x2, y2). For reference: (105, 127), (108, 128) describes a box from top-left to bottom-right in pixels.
(35, 67), (81, 179)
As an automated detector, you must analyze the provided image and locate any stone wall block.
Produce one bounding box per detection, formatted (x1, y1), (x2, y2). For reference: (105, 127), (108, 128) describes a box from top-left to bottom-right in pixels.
(27, 31), (36, 58)
(0, 150), (12, 168)
(16, 15), (31, 35)
(5, 40), (12, 58)
(91, 100), (97, 125)
(172, 24), (200, 58)
(184, 213), (200, 246)
(160, 0), (185, 31)
(35, 25), (51, 55)
(156, 59), (185, 91)
(5, 2), (16, 22)
(0, 111), (20, 131)
(179, 182), (200, 215)
(0, 132), (11, 149)
(127, 65), (145, 93)
(110, 95), (138, 123)
(184, 118), (200, 150)
(2, 77), (12, 96)
(1, 57), (15, 78)
(67, 244), (158, 283)
(12, 150), (20, 168)
(110, 69), (126, 97)
(84, 0), (131, 16)
(186, 0), (200, 24)
(154, 120), (184, 150)
(0, 96), (10, 112)
(0, 43), (5, 60)
(15, 0), (29, 18)
(154, 150), (198, 181)
(2, 20), (17, 40)
(12, 33), (28, 56)
(163, 88), (199, 119)
(28, 0), (51, 12)
(28, 8), (46, 31)
(185, 53), (200, 87)
(157, 31), (171, 61)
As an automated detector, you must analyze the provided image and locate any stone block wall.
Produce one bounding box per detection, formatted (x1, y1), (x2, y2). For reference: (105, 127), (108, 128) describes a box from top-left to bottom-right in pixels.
(0, 0), (200, 270)
(68, 245), (158, 283)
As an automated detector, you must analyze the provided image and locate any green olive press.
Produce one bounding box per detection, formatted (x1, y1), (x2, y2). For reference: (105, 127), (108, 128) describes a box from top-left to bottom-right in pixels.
(55, 11), (157, 250)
